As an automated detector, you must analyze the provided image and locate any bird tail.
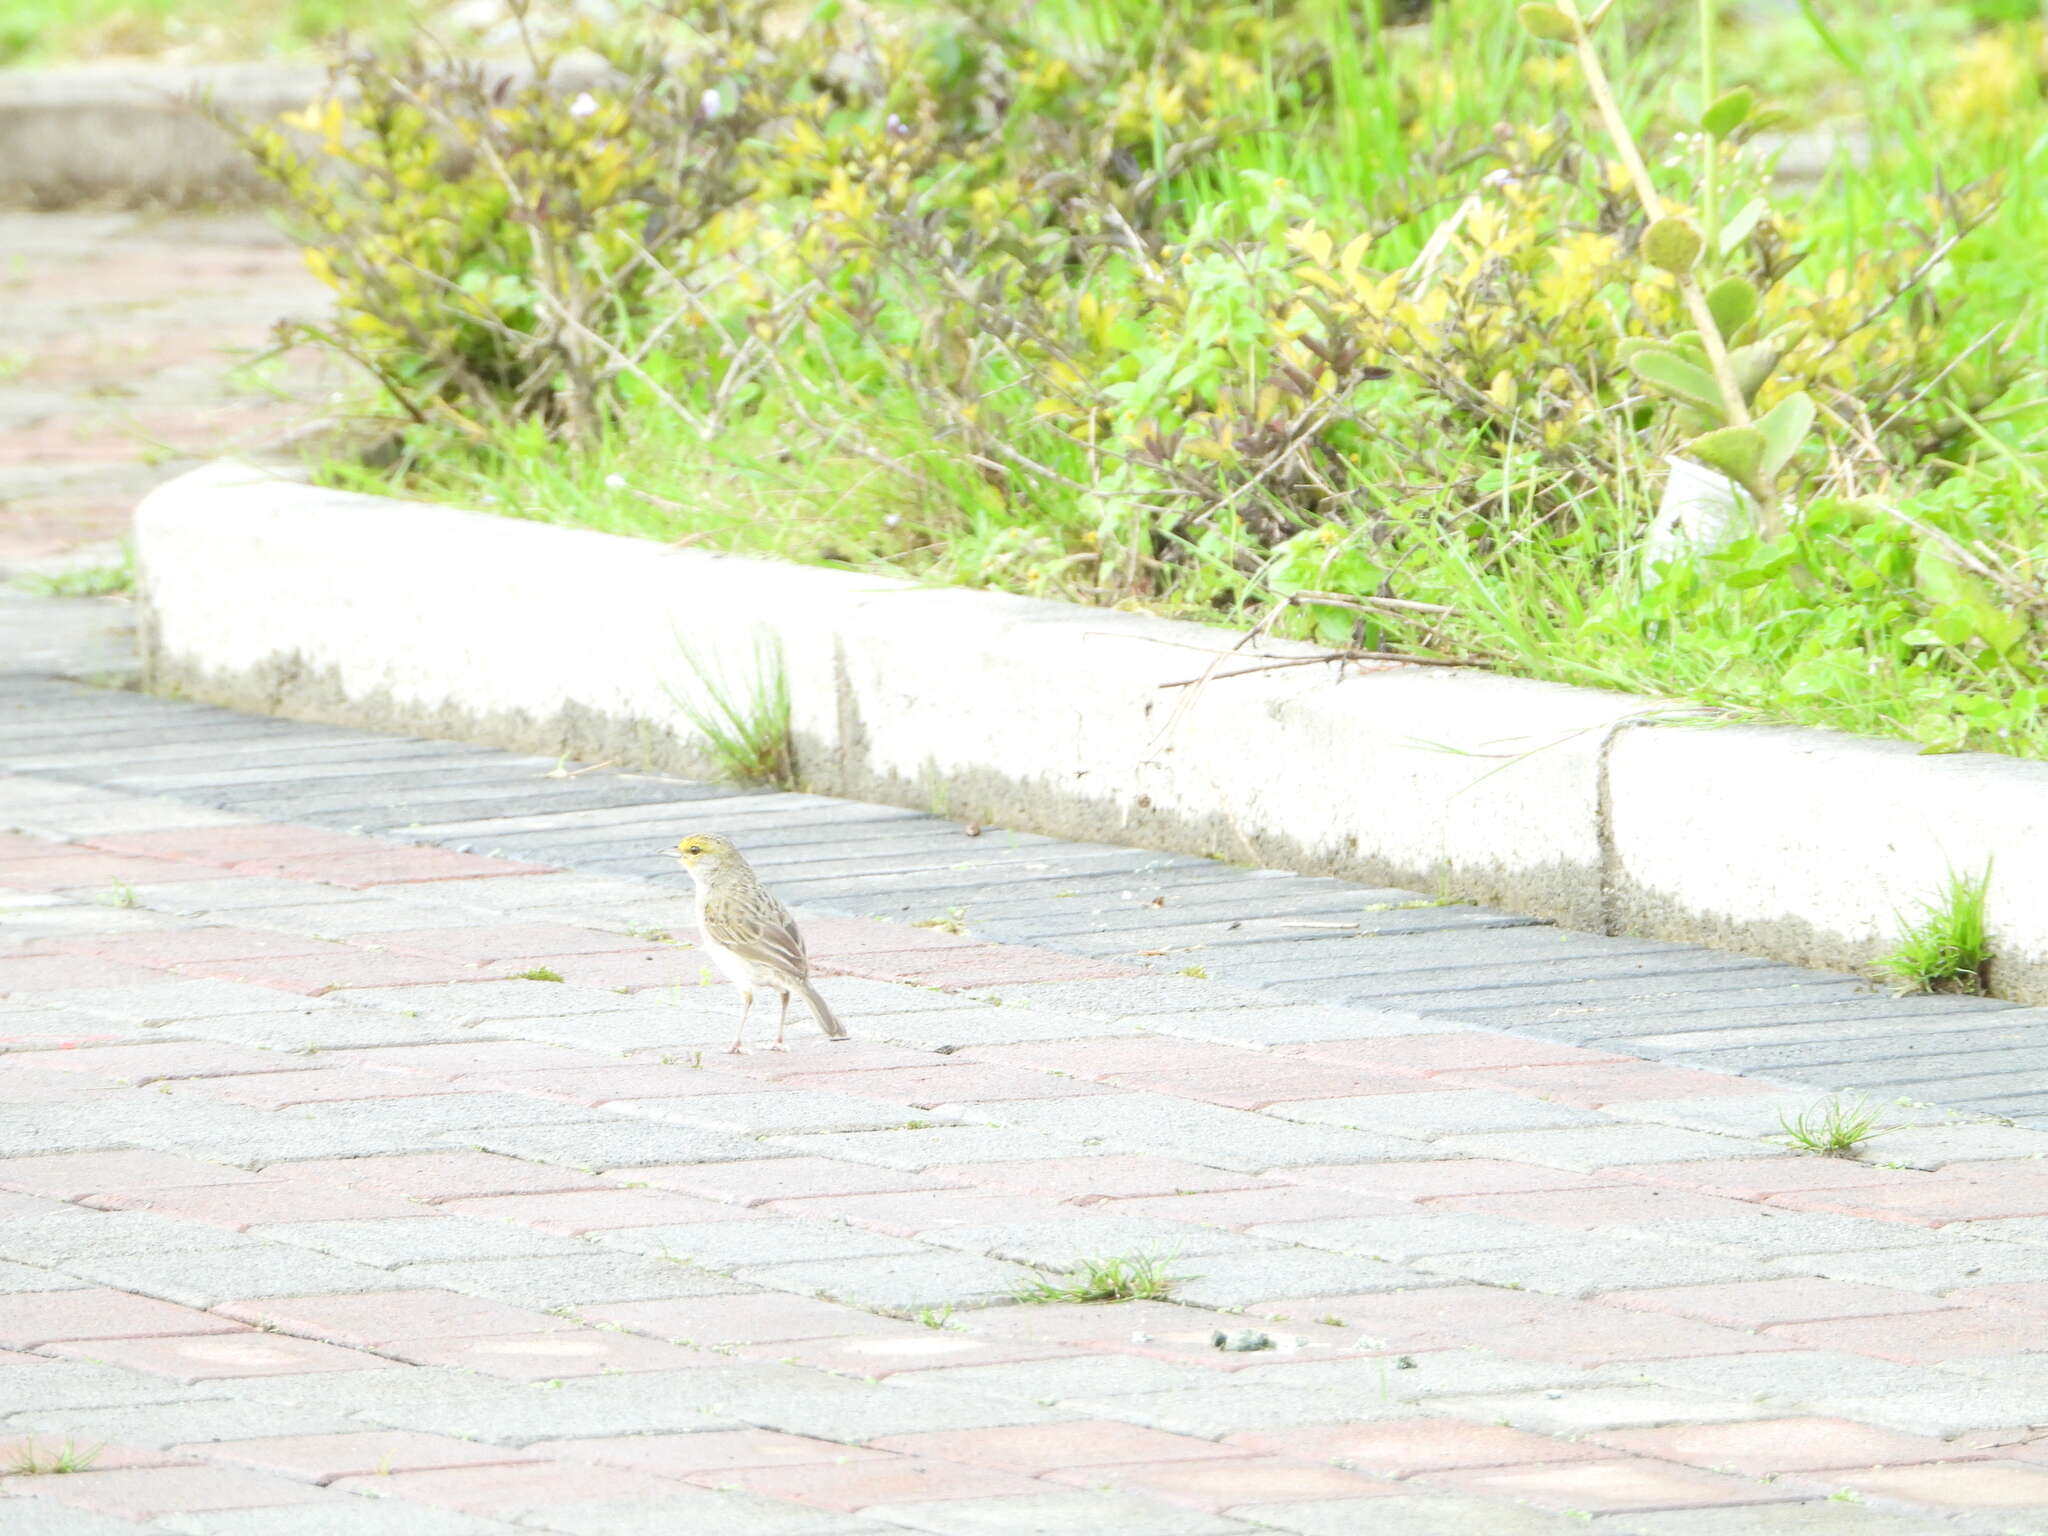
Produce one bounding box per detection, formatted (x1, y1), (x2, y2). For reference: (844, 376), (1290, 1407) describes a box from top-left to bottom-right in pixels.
(797, 979), (848, 1039)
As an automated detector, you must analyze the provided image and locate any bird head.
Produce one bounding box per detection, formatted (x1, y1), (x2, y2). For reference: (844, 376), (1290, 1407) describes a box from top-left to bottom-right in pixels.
(668, 831), (741, 877)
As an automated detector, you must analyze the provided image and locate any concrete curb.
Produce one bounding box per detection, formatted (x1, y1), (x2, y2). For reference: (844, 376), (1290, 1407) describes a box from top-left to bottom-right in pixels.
(0, 63), (326, 207)
(132, 460), (2048, 1002)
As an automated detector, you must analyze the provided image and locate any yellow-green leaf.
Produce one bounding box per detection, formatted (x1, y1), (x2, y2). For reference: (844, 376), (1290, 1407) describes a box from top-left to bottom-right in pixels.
(1700, 86), (1755, 137)
(1516, 3), (1580, 43)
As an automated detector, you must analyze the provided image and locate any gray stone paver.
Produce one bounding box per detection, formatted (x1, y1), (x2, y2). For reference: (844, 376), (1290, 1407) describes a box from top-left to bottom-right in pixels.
(5, 658), (2047, 1530)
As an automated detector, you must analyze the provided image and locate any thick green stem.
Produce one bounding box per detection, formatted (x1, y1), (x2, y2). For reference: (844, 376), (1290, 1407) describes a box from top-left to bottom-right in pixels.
(1561, 0), (1784, 535)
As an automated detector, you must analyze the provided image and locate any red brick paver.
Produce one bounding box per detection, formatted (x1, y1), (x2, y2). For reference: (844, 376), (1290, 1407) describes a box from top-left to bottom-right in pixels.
(215, 1291), (571, 1347)
(1592, 1417), (1986, 1476)
(0, 1289), (241, 1349)
(198, 1430), (542, 1483)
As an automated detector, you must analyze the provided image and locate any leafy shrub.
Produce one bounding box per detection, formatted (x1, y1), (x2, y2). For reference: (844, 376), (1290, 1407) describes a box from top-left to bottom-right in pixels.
(229, 0), (844, 440)
(269, 0), (2048, 757)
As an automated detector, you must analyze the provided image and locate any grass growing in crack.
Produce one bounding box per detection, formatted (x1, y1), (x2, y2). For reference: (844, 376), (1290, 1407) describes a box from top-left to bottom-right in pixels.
(5, 1438), (102, 1475)
(510, 967), (565, 983)
(1014, 1254), (1184, 1305)
(1776, 1097), (1898, 1159)
(14, 556), (132, 598)
(666, 635), (793, 789)
(917, 1305), (955, 1330)
(1878, 863), (1994, 996)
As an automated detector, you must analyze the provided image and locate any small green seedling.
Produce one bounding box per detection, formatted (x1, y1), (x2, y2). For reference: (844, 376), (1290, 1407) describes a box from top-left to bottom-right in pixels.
(914, 910), (968, 935)
(667, 635), (794, 788)
(1013, 1254), (1185, 1305)
(510, 967), (565, 983)
(917, 1305), (956, 1330)
(1178, 965), (1209, 979)
(102, 879), (138, 909)
(5, 1438), (103, 1475)
(1776, 1097), (1897, 1159)
(1878, 863), (1993, 996)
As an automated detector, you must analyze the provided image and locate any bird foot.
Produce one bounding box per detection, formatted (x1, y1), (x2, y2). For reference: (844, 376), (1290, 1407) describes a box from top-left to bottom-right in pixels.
(724, 1043), (746, 1055)
(766, 1041), (788, 1053)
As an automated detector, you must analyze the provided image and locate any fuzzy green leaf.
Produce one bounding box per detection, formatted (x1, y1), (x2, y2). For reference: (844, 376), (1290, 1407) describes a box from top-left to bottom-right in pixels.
(1685, 426), (1766, 487)
(1516, 3), (1580, 42)
(1755, 390), (1815, 479)
(1628, 347), (1726, 419)
(1728, 339), (1781, 405)
(1643, 216), (1704, 274)
(1706, 276), (1759, 338)
(1700, 86), (1756, 137)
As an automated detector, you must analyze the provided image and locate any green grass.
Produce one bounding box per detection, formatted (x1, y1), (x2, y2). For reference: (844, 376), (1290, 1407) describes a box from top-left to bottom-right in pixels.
(509, 967), (565, 983)
(1775, 1097), (1899, 1158)
(1013, 1254), (1185, 1305)
(5, 1439), (103, 1476)
(1878, 863), (1995, 994)
(312, 0), (2048, 763)
(663, 636), (795, 789)
(14, 554), (132, 598)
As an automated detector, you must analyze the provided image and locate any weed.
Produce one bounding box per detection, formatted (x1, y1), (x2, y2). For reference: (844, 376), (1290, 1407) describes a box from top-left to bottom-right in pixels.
(667, 636), (794, 789)
(1776, 1097), (1898, 1158)
(1014, 1254), (1185, 1305)
(914, 910), (969, 935)
(510, 967), (565, 983)
(5, 1438), (102, 1475)
(917, 1305), (956, 1330)
(624, 924), (674, 943)
(15, 553), (132, 598)
(1879, 863), (1994, 995)
(101, 879), (137, 909)
(1179, 965), (1210, 979)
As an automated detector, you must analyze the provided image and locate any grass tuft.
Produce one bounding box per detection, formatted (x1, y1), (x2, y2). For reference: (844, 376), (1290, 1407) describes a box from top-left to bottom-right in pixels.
(5, 1438), (103, 1476)
(510, 967), (565, 983)
(1776, 1097), (1898, 1158)
(1013, 1253), (1185, 1305)
(667, 636), (794, 789)
(1878, 863), (1994, 995)
(14, 556), (132, 598)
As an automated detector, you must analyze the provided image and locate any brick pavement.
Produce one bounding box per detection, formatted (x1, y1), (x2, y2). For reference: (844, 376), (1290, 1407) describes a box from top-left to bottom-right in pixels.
(0, 211), (340, 576)
(6, 188), (2047, 1535)
(4, 667), (2048, 1532)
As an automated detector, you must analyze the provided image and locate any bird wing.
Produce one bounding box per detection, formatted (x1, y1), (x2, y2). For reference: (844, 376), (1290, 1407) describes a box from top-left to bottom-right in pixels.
(706, 882), (810, 980)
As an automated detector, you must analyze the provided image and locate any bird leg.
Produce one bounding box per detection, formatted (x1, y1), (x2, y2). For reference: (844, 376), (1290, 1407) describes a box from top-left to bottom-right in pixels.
(771, 990), (790, 1052)
(728, 990), (753, 1054)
